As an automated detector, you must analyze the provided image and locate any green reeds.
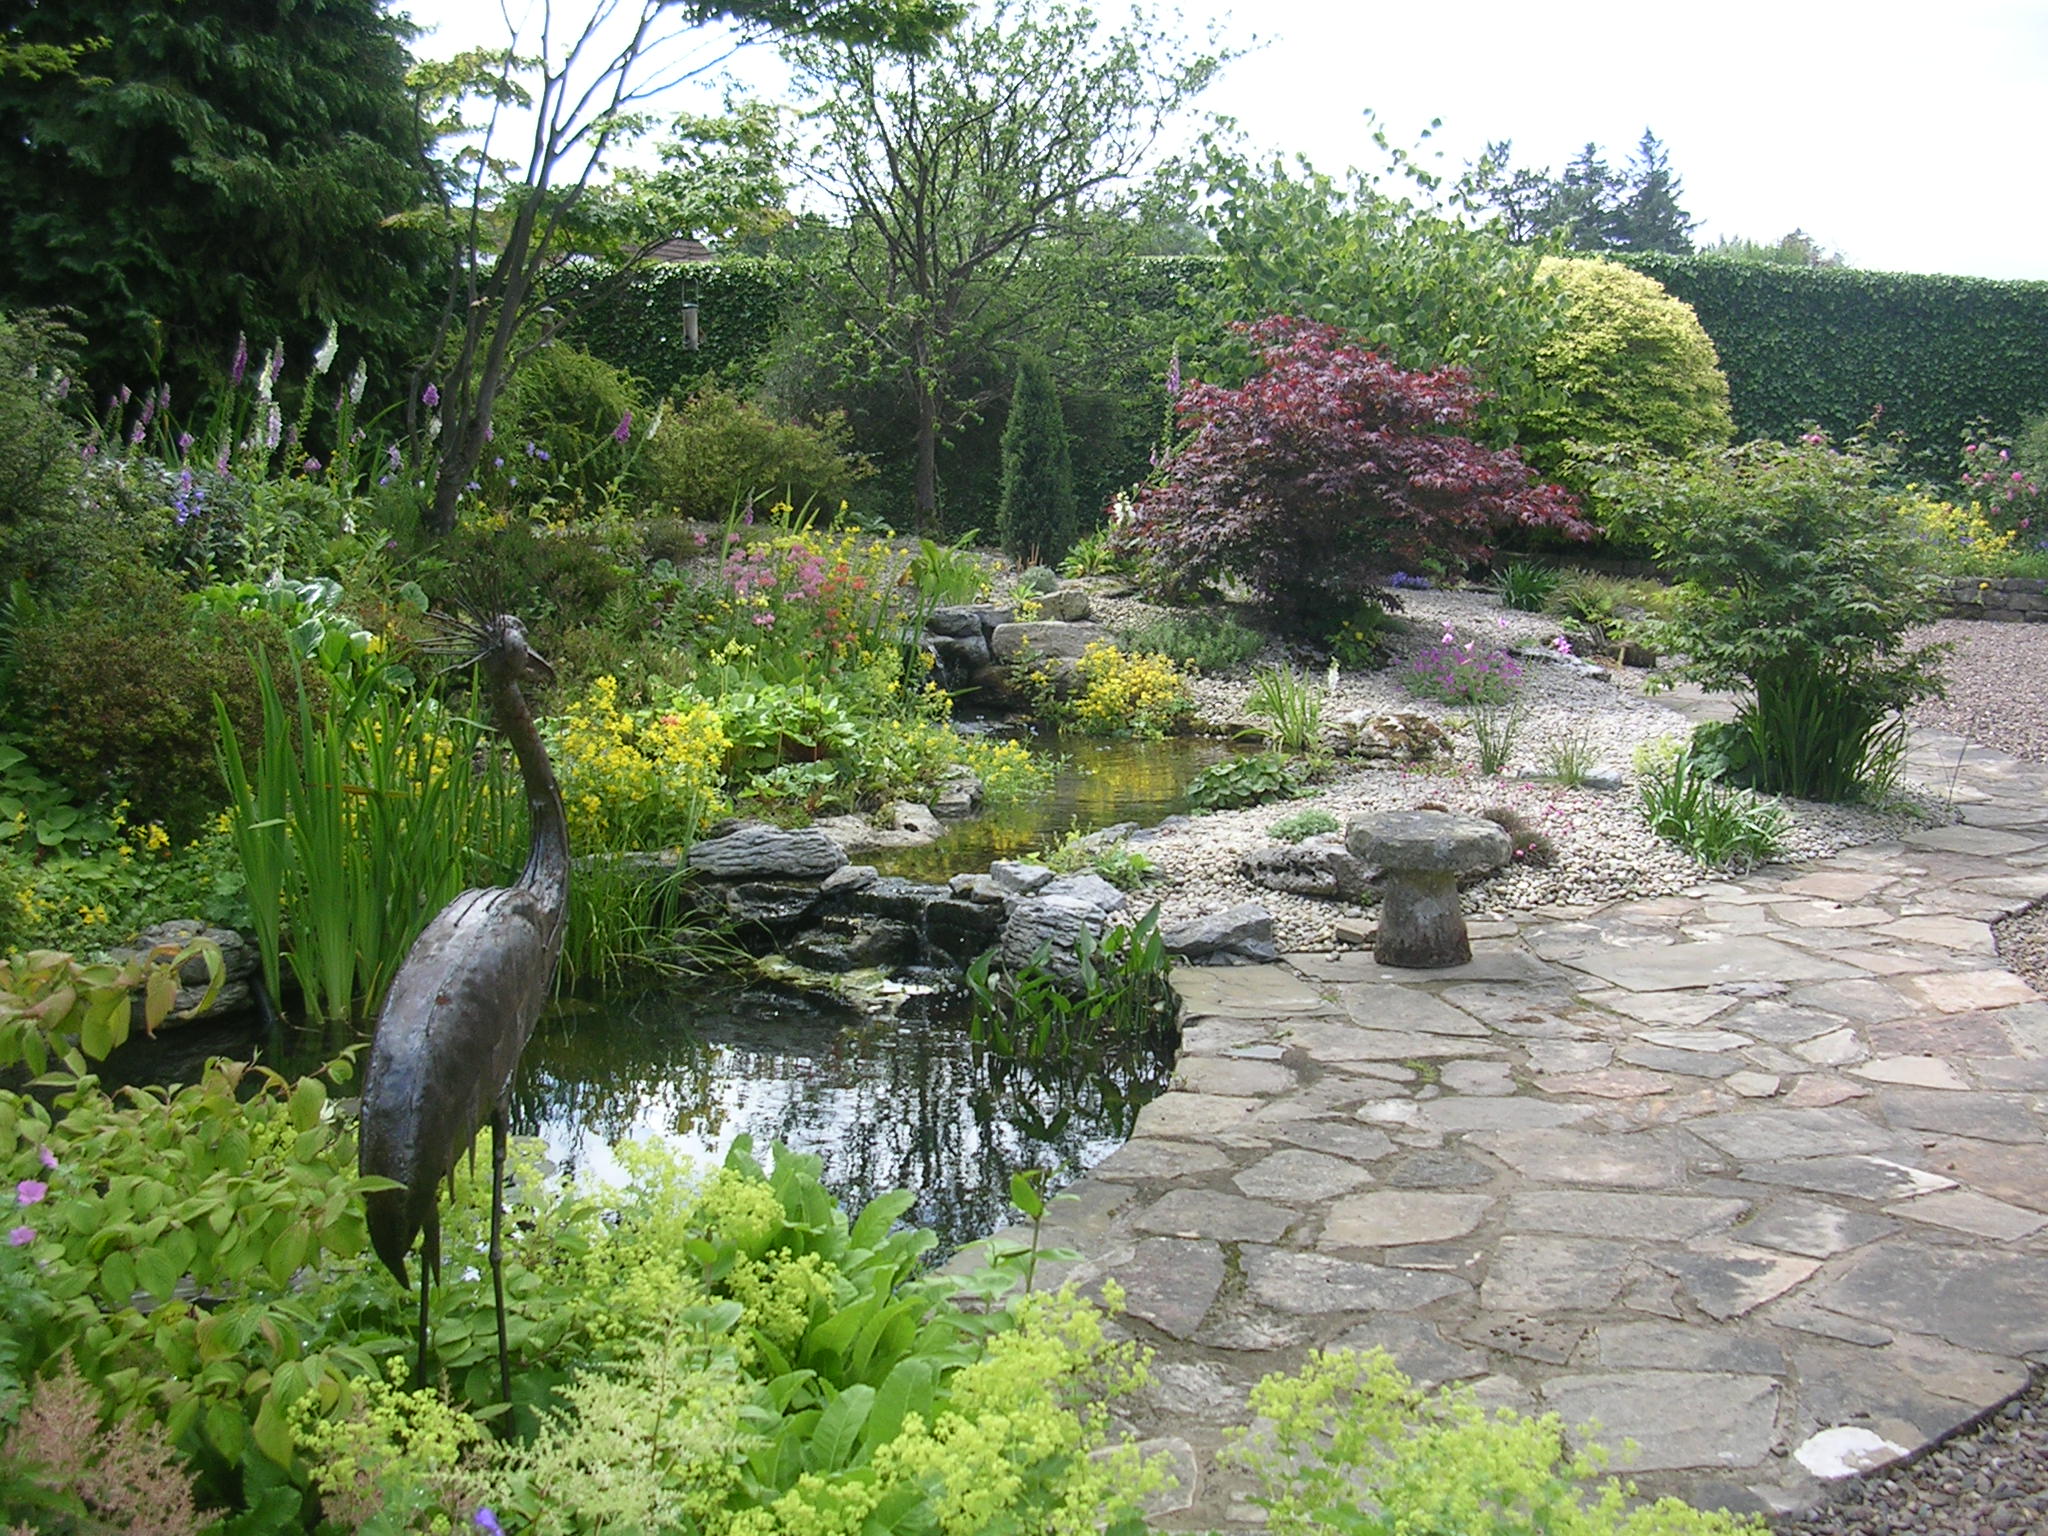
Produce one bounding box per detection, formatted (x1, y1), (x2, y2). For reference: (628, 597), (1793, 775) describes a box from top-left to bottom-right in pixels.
(218, 656), (522, 1029)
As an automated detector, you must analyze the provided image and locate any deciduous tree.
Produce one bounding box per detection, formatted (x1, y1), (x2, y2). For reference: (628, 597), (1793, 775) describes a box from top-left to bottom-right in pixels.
(785, 0), (1228, 527)
(415, 0), (963, 534)
(1195, 122), (1563, 441)
(1123, 317), (1590, 636)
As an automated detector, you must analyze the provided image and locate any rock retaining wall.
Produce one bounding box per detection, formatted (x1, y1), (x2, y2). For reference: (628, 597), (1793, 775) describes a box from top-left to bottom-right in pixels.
(1937, 576), (2048, 622)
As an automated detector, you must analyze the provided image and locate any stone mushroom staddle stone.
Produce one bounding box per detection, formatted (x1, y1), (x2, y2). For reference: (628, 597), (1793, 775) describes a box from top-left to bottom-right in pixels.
(1347, 809), (1511, 968)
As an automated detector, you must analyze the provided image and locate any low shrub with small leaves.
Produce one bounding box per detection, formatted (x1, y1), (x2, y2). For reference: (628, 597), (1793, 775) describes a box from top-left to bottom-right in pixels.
(1268, 808), (1339, 843)
(641, 389), (870, 523)
(1326, 603), (1402, 667)
(1119, 612), (1264, 673)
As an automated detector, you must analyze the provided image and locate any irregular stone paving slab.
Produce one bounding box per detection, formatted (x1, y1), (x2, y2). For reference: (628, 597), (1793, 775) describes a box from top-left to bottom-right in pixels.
(1542, 1371), (1780, 1471)
(1738, 1154), (1956, 1201)
(1241, 1247), (1471, 1316)
(1333, 1317), (1487, 1386)
(1881, 1189), (2048, 1241)
(1231, 1149), (1376, 1203)
(1654, 1242), (1822, 1319)
(1561, 935), (1862, 992)
(1687, 1106), (1908, 1161)
(1014, 722), (2048, 1529)
(1735, 1198), (1897, 1258)
(1505, 1191), (1748, 1241)
(1115, 1238), (1226, 1340)
(1320, 1191), (1494, 1248)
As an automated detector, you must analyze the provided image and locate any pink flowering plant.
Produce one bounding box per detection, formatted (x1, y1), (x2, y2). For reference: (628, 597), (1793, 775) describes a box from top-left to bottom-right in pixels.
(1402, 624), (1525, 705)
(1958, 433), (2047, 555)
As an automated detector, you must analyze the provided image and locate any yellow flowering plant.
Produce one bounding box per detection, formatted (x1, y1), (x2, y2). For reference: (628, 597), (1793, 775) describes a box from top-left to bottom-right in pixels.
(1036, 643), (1193, 739)
(548, 675), (729, 852)
(1899, 490), (2022, 576)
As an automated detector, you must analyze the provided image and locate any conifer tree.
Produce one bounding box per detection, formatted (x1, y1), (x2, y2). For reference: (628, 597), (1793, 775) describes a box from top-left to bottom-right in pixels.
(998, 354), (1078, 563)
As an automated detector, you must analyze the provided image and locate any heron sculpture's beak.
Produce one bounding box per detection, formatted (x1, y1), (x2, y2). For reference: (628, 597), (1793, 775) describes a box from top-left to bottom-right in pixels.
(528, 649), (557, 685)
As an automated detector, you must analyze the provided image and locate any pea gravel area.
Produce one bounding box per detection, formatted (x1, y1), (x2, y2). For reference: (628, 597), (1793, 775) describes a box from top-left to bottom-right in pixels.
(1910, 619), (2048, 767)
(1075, 586), (1948, 949)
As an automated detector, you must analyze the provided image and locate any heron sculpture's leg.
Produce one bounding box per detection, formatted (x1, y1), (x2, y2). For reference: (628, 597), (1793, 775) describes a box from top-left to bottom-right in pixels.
(415, 1205), (439, 1389)
(491, 1104), (511, 1409)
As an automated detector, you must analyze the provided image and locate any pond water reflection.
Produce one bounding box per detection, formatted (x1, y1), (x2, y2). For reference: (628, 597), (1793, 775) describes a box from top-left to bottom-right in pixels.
(507, 978), (1173, 1250)
(871, 726), (1244, 882)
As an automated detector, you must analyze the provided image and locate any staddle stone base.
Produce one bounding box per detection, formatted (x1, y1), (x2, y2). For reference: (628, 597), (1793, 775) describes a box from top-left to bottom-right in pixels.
(1376, 870), (1470, 968)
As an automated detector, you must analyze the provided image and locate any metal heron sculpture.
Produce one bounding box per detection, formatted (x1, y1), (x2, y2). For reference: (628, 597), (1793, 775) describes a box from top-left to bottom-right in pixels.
(359, 613), (568, 1400)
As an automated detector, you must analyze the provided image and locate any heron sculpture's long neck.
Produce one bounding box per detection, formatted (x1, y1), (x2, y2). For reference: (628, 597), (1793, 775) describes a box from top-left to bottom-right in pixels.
(493, 678), (569, 914)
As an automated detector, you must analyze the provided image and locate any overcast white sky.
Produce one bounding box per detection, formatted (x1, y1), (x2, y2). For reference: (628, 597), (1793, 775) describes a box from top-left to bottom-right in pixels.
(399, 0), (2048, 281)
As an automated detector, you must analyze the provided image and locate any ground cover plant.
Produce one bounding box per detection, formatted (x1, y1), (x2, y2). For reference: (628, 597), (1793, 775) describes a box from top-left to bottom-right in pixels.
(1120, 317), (1592, 636)
(0, 959), (1166, 1533)
(1228, 1347), (1762, 1536)
(1119, 610), (1264, 672)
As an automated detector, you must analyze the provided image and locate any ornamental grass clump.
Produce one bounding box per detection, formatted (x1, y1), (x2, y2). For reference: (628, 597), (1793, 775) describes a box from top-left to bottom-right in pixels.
(1601, 436), (1947, 803)
(1245, 665), (1325, 753)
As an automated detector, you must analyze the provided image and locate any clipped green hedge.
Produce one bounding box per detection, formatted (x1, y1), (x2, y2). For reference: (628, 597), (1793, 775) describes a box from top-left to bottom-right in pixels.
(562, 257), (806, 398)
(1623, 255), (2048, 472)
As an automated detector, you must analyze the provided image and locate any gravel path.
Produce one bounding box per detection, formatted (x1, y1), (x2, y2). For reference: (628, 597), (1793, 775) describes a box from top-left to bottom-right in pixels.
(1909, 619), (2048, 765)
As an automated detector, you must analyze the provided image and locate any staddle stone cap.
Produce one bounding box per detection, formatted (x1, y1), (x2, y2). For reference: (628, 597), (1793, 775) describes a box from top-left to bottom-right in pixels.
(1346, 809), (1511, 875)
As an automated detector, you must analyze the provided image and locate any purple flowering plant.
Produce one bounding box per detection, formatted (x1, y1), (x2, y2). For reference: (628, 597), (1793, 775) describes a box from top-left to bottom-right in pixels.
(1402, 624), (1524, 705)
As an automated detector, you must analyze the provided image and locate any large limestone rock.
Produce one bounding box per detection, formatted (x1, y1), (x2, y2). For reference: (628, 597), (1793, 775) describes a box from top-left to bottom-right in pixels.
(999, 896), (1111, 988)
(1241, 833), (1373, 900)
(1332, 711), (1453, 762)
(989, 621), (1111, 663)
(1162, 903), (1278, 966)
(105, 919), (258, 1024)
(688, 823), (849, 880)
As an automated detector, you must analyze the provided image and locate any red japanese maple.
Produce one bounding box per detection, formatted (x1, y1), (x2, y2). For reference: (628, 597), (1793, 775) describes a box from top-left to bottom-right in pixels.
(1122, 317), (1590, 635)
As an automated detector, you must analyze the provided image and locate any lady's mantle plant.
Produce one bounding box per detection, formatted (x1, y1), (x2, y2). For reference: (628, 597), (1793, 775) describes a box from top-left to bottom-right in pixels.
(1120, 317), (1591, 636)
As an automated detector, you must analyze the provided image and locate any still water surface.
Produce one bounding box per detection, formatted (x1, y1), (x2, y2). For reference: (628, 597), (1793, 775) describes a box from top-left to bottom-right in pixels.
(507, 979), (1171, 1249)
(105, 727), (1217, 1249)
(109, 979), (1173, 1253)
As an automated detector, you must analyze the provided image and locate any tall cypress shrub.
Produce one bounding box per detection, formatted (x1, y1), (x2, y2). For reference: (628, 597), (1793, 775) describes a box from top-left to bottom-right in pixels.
(999, 355), (1079, 562)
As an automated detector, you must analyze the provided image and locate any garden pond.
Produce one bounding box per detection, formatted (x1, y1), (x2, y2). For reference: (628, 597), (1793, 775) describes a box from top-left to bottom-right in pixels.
(873, 722), (1248, 880)
(103, 975), (1173, 1252)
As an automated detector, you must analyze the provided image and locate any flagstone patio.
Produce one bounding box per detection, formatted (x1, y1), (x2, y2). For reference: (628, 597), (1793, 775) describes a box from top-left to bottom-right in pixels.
(984, 726), (2048, 1527)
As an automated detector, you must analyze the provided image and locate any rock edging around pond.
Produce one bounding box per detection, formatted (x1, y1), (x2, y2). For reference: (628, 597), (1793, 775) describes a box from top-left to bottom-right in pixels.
(681, 821), (1280, 997)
